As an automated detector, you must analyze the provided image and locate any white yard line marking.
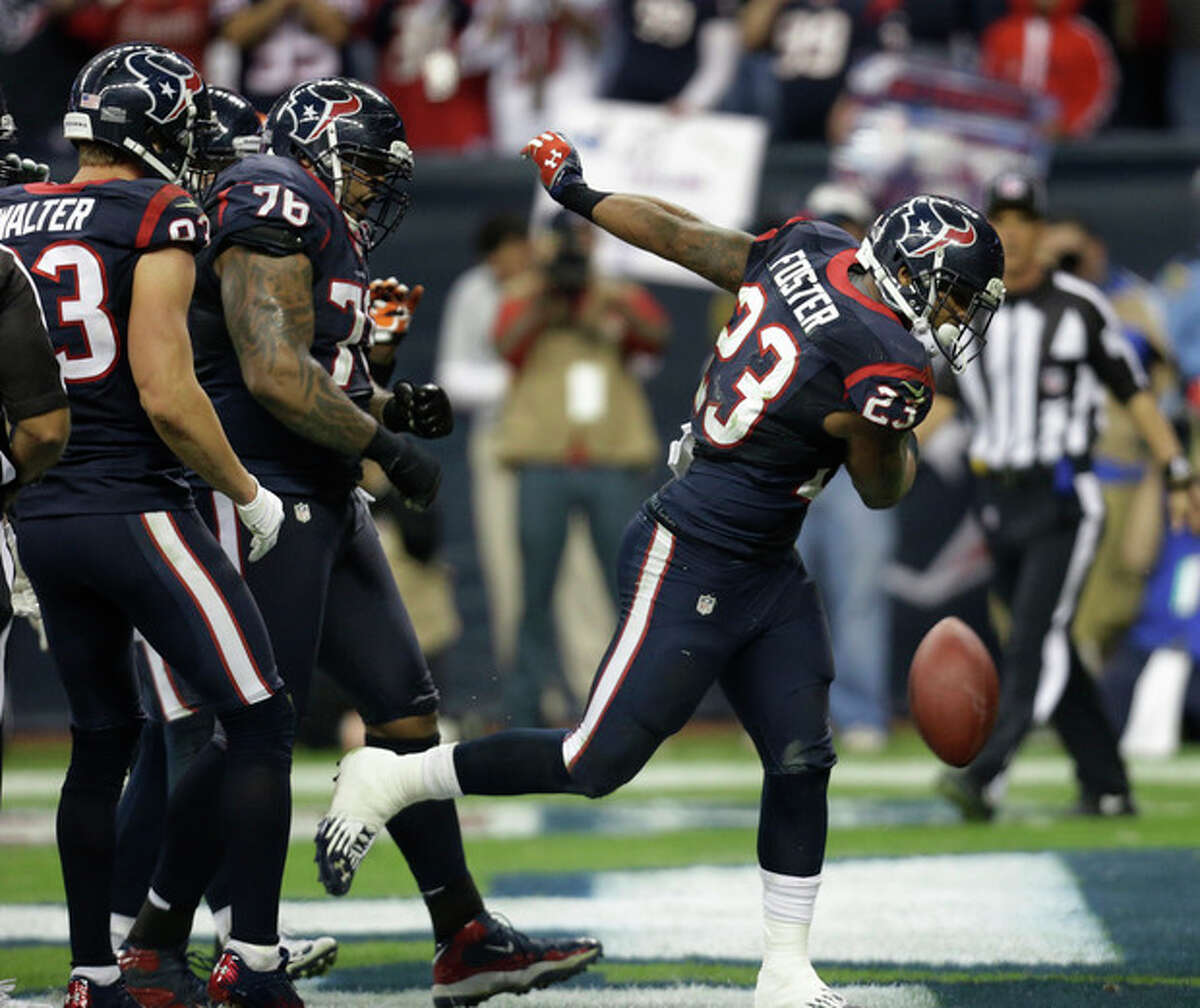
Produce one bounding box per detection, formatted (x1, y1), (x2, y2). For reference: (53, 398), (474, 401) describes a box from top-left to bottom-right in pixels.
(0, 854), (1116, 967)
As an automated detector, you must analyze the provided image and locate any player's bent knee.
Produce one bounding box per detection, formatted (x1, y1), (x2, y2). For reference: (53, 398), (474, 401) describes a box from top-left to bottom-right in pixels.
(219, 692), (295, 767)
(566, 755), (641, 799)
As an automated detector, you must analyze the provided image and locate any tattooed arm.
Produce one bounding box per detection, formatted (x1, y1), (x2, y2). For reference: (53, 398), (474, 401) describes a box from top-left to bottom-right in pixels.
(590, 195), (753, 294)
(215, 244), (377, 455)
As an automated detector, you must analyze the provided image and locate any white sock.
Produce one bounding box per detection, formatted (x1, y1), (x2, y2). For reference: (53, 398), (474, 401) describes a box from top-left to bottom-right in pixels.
(70, 966), (121, 986)
(760, 869), (821, 965)
(761, 868), (820, 927)
(420, 742), (464, 801)
(212, 904), (232, 947)
(147, 887), (171, 911)
(109, 913), (135, 955)
(225, 937), (282, 972)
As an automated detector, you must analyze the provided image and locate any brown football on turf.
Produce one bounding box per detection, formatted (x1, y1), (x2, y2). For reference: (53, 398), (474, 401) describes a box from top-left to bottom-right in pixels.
(907, 616), (999, 767)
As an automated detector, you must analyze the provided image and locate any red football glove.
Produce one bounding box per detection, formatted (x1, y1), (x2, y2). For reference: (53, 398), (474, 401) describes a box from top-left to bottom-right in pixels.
(521, 130), (586, 200)
(369, 278), (424, 345)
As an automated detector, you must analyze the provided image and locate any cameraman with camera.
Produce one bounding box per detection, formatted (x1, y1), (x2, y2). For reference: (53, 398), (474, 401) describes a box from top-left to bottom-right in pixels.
(493, 211), (668, 727)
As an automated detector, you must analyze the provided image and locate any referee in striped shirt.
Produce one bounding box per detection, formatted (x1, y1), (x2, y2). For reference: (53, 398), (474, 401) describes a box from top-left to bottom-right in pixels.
(938, 171), (1200, 821)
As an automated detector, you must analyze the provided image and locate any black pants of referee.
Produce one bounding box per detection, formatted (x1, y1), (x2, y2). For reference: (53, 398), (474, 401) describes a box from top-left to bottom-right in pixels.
(968, 469), (1130, 801)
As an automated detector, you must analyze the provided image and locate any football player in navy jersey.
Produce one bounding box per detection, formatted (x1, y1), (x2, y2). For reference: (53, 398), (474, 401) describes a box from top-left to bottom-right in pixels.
(121, 80), (602, 1008)
(316, 130), (1006, 1008)
(113, 83), (336, 982)
(0, 43), (303, 1008)
(108, 86), (339, 984)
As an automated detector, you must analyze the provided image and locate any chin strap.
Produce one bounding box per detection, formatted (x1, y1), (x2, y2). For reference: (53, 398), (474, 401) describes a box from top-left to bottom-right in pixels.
(857, 235), (919, 326)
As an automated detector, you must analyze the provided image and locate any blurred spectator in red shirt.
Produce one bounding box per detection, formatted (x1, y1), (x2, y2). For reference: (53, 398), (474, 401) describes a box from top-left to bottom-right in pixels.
(980, 0), (1117, 138)
(373, 0), (492, 152)
(463, 0), (606, 155)
(215, 0), (367, 111)
(60, 0), (214, 70)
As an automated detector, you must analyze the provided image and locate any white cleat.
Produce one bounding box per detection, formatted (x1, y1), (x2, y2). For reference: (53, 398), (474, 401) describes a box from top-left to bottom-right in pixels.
(314, 746), (427, 896)
(281, 929), (338, 978)
(755, 960), (848, 1008)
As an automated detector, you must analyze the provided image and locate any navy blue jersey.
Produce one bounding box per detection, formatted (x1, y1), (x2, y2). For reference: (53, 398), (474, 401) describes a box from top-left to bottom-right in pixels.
(0, 178), (208, 516)
(655, 217), (933, 556)
(603, 0), (732, 103)
(190, 154), (373, 498)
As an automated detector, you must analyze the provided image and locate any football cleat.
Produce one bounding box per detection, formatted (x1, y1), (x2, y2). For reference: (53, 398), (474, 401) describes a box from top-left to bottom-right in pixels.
(118, 944), (209, 1007)
(936, 769), (995, 822)
(207, 948), (303, 1008)
(431, 912), (602, 1007)
(280, 930), (337, 979)
(65, 978), (144, 1008)
(315, 746), (424, 896)
(755, 961), (849, 1008)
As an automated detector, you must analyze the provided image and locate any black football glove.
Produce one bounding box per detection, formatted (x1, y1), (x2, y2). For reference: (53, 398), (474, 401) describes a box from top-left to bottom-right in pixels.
(363, 426), (441, 510)
(382, 381), (454, 439)
(0, 152), (50, 186)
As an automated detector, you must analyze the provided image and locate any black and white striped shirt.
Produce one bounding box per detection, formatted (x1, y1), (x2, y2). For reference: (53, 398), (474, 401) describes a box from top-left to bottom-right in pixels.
(956, 270), (1146, 472)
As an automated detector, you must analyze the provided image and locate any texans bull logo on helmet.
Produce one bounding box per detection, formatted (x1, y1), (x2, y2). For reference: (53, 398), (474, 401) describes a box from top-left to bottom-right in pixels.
(287, 85), (364, 145)
(900, 200), (978, 259)
(121, 48), (204, 126)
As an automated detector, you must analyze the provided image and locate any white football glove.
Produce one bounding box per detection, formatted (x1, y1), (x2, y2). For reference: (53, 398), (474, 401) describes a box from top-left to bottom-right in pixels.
(235, 478), (285, 562)
(4, 521), (46, 651)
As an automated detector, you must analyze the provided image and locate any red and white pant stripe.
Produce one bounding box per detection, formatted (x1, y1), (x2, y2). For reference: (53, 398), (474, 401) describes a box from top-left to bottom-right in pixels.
(141, 511), (270, 705)
(562, 522), (675, 770)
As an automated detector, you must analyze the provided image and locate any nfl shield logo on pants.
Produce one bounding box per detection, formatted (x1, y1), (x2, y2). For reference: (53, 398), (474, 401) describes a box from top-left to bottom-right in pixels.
(696, 594), (716, 616)
(294, 502), (311, 523)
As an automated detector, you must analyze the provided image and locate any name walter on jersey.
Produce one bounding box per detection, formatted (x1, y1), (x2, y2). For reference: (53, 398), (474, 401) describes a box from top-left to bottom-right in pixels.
(0, 197), (96, 241)
(768, 248), (840, 333)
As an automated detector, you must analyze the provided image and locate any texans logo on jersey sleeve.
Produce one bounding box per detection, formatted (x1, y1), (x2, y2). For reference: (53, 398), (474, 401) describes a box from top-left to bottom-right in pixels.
(901, 201), (977, 259)
(125, 48), (203, 126)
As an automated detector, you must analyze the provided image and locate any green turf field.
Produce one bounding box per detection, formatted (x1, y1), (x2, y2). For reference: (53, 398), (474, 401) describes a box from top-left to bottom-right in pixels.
(2, 727), (1198, 1007)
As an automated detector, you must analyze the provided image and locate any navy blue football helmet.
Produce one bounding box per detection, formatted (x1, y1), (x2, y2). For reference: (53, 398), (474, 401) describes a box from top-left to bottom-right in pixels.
(185, 86), (262, 198)
(858, 194), (1006, 372)
(263, 77), (412, 251)
(63, 42), (213, 184)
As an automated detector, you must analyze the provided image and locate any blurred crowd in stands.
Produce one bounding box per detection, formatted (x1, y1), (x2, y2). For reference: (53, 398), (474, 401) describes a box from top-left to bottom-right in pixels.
(2, 0), (1200, 172)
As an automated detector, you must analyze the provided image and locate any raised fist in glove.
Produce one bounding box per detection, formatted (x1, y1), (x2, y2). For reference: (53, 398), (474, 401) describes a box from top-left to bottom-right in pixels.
(382, 381), (454, 439)
(235, 477), (285, 562)
(0, 152), (50, 186)
(369, 278), (424, 345)
(521, 130), (586, 201)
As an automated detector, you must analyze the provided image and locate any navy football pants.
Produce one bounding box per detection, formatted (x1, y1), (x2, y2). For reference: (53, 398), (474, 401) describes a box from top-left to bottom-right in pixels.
(138, 489), (436, 724)
(17, 510), (280, 729)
